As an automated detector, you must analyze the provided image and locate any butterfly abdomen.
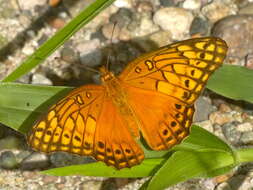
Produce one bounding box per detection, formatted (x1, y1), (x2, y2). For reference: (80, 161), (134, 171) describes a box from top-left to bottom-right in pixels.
(102, 74), (141, 138)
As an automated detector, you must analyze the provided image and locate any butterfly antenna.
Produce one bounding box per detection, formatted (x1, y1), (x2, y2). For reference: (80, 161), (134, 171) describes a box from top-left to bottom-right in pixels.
(106, 22), (117, 71)
(78, 64), (100, 74)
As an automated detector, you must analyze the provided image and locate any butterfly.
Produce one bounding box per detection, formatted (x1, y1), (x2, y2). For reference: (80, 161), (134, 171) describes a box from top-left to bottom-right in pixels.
(27, 37), (228, 169)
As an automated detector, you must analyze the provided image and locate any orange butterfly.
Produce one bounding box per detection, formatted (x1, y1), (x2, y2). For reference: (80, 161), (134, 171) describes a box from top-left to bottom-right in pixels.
(27, 37), (228, 169)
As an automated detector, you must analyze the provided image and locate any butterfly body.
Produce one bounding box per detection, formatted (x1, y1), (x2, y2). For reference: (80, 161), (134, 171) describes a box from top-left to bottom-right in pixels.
(28, 37), (228, 169)
(100, 66), (141, 138)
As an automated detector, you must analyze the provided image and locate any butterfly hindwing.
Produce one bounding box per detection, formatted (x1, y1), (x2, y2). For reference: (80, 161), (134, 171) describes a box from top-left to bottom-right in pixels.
(123, 84), (195, 150)
(94, 97), (144, 169)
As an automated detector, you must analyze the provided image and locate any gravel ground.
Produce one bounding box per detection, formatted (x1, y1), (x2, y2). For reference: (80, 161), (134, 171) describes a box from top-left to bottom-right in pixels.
(1, 0), (253, 189)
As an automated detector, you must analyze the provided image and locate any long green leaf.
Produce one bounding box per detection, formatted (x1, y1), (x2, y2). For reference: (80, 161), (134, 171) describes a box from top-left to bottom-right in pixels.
(207, 65), (253, 103)
(175, 124), (233, 154)
(146, 151), (235, 190)
(2, 0), (115, 82)
(0, 82), (72, 133)
(41, 125), (236, 178)
(42, 158), (164, 178)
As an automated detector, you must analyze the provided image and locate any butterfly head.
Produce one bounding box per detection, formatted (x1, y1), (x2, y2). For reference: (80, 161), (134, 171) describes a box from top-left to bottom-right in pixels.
(99, 66), (115, 83)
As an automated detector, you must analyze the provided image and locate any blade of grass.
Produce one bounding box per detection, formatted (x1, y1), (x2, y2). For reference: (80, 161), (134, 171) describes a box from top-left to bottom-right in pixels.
(2, 0), (115, 82)
(146, 151), (235, 190)
(41, 125), (236, 179)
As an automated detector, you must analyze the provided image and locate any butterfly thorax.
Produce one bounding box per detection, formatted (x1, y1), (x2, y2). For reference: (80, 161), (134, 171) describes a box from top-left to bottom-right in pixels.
(99, 66), (129, 108)
(99, 66), (140, 138)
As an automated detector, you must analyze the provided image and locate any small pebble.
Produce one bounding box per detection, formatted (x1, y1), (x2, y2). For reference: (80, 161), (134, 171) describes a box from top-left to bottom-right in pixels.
(194, 96), (215, 122)
(194, 120), (214, 133)
(135, 15), (159, 37)
(76, 39), (102, 67)
(190, 16), (209, 36)
(21, 152), (50, 170)
(215, 182), (232, 190)
(18, 0), (47, 10)
(153, 7), (194, 39)
(240, 131), (253, 145)
(50, 152), (94, 168)
(209, 111), (235, 125)
(32, 73), (53, 85)
(102, 23), (120, 40)
(0, 136), (23, 150)
(236, 122), (253, 132)
(212, 15), (253, 59)
(47, 17), (65, 29)
(239, 3), (253, 15)
(114, 0), (133, 8)
(182, 0), (201, 10)
(0, 151), (18, 169)
(60, 46), (78, 63)
(222, 122), (242, 145)
(245, 54), (253, 69)
(219, 103), (232, 113)
(202, 0), (238, 23)
(148, 30), (172, 47)
(136, 1), (153, 12)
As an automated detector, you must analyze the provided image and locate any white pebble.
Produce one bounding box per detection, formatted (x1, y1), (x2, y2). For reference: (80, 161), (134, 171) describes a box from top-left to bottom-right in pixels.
(114, 0), (133, 8)
(153, 7), (194, 40)
(183, 0), (201, 10)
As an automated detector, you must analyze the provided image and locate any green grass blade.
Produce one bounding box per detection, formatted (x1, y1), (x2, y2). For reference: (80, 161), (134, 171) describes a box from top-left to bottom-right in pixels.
(236, 148), (253, 164)
(40, 126), (236, 178)
(146, 151), (235, 190)
(175, 125), (233, 153)
(41, 158), (164, 178)
(142, 125), (238, 190)
(207, 65), (253, 103)
(2, 0), (115, 82)
(0, 82), (72, 133)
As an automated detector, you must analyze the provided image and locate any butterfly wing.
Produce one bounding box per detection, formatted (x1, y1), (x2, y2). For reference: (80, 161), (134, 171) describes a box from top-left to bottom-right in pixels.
(27, 85), (143, 169)
(119, 37), (228, 150)
(93, 97), (144, 169)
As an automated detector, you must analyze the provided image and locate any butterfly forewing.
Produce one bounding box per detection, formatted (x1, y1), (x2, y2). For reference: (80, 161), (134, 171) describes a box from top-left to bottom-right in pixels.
(120, 37), (227, 105)
(28, 85), (105, 154)
(28, 85), (144, 169)
(120, 37), (228, 150)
